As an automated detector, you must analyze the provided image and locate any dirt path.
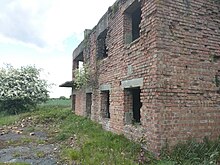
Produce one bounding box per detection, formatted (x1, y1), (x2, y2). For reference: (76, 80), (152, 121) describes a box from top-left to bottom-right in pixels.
(0, 117), (62, 164)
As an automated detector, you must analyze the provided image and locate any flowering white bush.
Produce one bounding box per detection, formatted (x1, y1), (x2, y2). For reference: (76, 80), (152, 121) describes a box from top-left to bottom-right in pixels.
(0, 65), (49, 114)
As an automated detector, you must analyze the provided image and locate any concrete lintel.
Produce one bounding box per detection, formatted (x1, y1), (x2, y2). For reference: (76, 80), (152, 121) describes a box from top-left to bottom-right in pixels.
(123, 0), (140, 13)
(72, 41), (85, 60)
(121, 78), (143, 89)
(100, 84), (111, 91)
(86, 87), (93, 93)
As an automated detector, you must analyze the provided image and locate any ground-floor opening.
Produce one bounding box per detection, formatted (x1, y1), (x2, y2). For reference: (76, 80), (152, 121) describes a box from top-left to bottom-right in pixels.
(101, 91), (110, 119)
(124, 87), (141, 124)
(86, 93), (92, 117)
(72, 94), (76, 112)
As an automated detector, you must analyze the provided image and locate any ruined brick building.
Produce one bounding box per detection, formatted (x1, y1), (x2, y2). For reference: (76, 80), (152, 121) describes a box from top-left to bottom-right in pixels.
(60, 0), (220, 153)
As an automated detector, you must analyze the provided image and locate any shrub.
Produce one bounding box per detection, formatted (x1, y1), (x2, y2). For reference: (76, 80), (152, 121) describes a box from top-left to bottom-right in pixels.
(74, 64), (89, 89)
(0, 64), (49, 114)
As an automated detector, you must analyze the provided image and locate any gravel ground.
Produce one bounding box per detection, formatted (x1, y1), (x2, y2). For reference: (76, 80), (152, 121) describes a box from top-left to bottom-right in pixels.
(0, 124), (61, 164)
(0, 144), (58, 164)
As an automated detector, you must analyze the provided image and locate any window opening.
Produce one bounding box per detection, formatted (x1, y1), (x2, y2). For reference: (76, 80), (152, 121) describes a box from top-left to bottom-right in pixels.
(101, 91), (110, 118)
(124, 0), (142, 43)
(124, 87), (142, 124)
(215, 70), (220, 87)
(86, 93), (92, 117)
(212, 55), (220, 62)
(78, 61), (84, 71)
(97, 30), (108, 59)
(72, 94), (76, 112)
(75, 52), (84, 69)
(132, 88), (141, 123)
(131, 6), (141, 41)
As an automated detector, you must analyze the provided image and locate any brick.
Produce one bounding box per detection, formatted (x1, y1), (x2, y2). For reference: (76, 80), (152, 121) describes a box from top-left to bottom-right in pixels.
(67, 0), (220, 154)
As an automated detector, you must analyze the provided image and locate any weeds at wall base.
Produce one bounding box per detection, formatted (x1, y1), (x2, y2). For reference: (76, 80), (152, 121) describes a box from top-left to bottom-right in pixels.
(160, 137), (220, 165)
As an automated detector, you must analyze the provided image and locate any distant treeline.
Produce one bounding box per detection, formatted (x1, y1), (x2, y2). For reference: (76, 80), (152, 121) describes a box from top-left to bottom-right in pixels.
(50, 96), (70, 100)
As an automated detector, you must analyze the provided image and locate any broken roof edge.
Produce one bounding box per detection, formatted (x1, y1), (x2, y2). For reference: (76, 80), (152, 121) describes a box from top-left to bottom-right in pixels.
(59, 81), (74, 88)
(72, 39), (85, 60)
(72, 0), (137, 61)
(72, 12), (109, 61)
(73, 0), (119, 60)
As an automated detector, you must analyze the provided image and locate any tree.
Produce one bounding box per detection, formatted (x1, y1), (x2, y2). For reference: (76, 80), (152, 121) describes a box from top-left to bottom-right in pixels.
(59, 96), (68, 100)
(0, 65), (50, 114)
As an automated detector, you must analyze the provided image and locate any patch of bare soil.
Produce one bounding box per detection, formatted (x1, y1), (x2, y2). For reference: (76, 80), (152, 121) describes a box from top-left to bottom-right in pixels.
(0, 117), (62, 165)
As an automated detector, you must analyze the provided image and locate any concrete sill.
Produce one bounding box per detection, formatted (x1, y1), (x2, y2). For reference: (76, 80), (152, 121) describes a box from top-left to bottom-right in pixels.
(125, 37), (140, 49)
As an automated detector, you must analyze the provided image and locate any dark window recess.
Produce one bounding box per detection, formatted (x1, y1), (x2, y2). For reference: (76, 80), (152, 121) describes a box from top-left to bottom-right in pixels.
(101, 91), (110, 118)
(215, 75), (220, 87)
(124, 87), (142, 124)
(97, 30), (108, 59)
(131, 6), (141, 41)
(86, 93), (92, 117)
(132, 88), (141, 123)
(212, 55), (220, 62)
(72, 94), (76, 112)
(124, 0), (142, 43)
(215, 70), (220, 86)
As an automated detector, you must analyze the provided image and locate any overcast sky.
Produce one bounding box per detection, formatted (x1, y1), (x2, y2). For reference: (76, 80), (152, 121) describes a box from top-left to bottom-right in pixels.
(0, 0), (115, 98)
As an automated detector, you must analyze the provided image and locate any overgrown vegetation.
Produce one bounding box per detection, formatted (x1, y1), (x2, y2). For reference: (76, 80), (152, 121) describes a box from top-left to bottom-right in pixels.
(161, 137), (220, 165)
(74, 64), (90, 89)
(0, 101), (220, 164)
(56, 114), (151, 164)
(108, 1), (119, 17)
(0, 104), (148, 164)
(0, 112), (20, 126)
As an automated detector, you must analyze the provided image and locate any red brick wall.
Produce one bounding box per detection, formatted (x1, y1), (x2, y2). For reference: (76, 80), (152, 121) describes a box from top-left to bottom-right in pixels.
(155, 0), (220, 149)
(75, 90), (86, 116)
(72, 0), (220, 154)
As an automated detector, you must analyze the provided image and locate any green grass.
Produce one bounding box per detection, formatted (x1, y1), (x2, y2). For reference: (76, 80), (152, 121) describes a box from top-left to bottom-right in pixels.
(1, 103), (220, 165)
(28, 106), (149, 164)
(0, 99), (71, 126)
(57, 114), (148, 164)
(0, 105), (152, 164)
(161, 137), (220, 165)
(40, 99), (71, 107)
(0, 112), (20, 126)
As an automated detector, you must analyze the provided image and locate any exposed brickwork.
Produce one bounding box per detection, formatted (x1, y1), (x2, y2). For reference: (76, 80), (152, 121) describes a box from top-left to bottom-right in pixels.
(156, 0), (220, 149)
(71, 0), (220, 154)
(74, 90), (86, 116)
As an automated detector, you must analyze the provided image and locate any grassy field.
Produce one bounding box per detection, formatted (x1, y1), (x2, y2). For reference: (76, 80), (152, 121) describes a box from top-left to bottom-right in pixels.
(0, 100), (220, 164)
(40, 98), (71, 107)
(0, 111), (20, 126)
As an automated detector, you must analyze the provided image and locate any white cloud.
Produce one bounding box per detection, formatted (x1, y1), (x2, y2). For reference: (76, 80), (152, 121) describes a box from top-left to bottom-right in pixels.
(0, 0), (116, 97)
(42, 0), (116, 48)
(0, 0), (48, 47)
(0, 0), (115, 49)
